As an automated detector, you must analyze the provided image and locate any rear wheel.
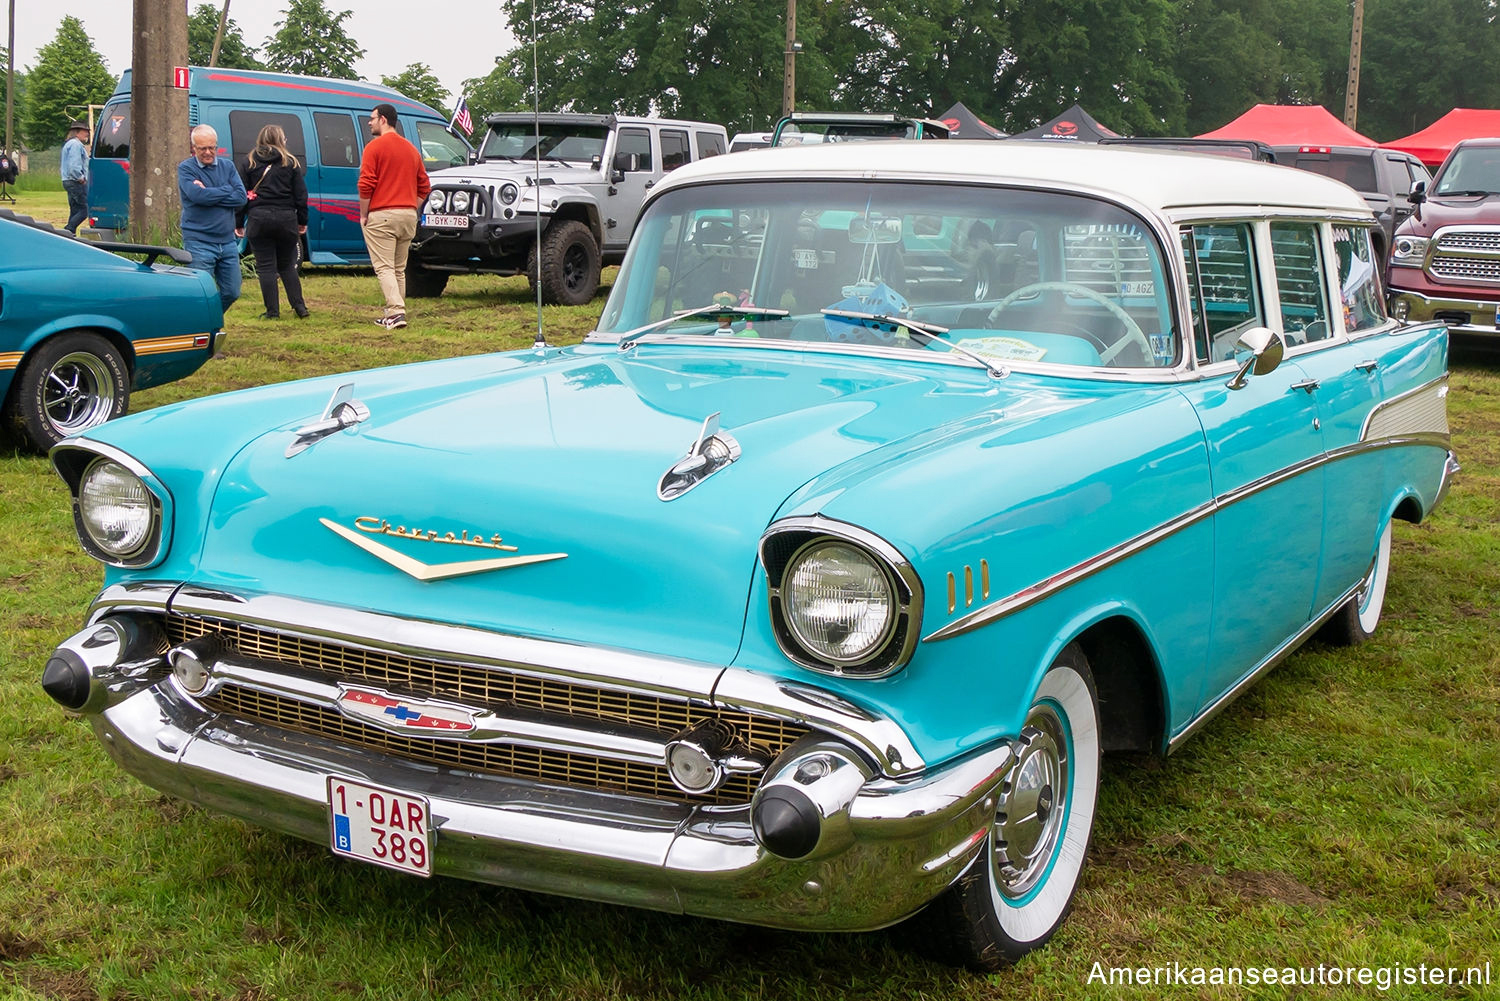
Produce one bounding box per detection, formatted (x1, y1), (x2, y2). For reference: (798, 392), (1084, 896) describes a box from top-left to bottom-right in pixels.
(1319, 520), (1392, 645)
(918, 643), (1101, 971)
(5, 332), (130, 452)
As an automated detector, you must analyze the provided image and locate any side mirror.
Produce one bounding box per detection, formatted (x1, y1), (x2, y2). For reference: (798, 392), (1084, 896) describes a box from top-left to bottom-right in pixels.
(468, 150), (478, 165)
(1226, 326), (1284, 390)
(613, 152), (641, 174)
(1408, 180), (1427, 205)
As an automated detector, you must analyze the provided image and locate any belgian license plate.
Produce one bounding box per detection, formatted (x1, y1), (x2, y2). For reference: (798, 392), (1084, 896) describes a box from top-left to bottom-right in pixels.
(328, 776), (432, 877)
(1493, 303), (1499, 328)
(422, 213), (469, 229)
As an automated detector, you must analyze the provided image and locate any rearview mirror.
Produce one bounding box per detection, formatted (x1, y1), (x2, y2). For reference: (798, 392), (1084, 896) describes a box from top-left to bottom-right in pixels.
(849, 217), (902, 245)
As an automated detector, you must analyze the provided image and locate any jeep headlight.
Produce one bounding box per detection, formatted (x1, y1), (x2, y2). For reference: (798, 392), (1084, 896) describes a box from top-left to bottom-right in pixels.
(450, 190), (471, 213)
(761, 521), (921, 678)
(498, 182), (519, 205)
(1391, 235), (1430, 267)
(425, 191), (446, 213)
(78, 459), (156, 561)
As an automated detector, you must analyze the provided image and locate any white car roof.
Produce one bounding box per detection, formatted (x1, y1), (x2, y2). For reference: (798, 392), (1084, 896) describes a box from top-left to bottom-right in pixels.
(655, 139), (1373, 217)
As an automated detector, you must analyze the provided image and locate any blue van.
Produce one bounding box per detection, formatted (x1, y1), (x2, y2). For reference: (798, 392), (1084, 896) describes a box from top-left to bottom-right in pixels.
(89, 67), (471, 265)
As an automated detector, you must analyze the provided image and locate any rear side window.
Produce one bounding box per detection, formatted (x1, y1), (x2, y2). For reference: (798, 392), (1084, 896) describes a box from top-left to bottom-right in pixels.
(95, 103), (131, 159)
(1182, 223), (1262, 365)
(695, 131), (725, 158)
(661, 130), (690, 171)
(1333, 225), (1386, 332)
(228, 110), (307, 167)
(315, 111), (361, 167)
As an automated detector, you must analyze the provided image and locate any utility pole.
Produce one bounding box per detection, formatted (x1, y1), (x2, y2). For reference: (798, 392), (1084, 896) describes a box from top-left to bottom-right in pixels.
(130, 0), (189, 242)
(6, 0), (14, 156)
(1344, 0), (1364, 129)
(210, 0), (231, 67)
(782, 0), (796, 119)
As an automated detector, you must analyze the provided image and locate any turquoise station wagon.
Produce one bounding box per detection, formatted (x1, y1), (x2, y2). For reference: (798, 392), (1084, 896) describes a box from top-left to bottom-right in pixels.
(42, 143), (1455, 970)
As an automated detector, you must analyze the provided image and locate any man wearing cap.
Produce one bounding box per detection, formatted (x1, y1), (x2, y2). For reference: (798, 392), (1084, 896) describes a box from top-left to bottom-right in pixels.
(60, 121), (90, 234)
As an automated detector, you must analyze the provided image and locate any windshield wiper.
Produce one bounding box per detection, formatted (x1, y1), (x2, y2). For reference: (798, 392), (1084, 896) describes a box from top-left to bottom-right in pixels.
(820, 308), (1009, 378)
(615, 304), (792, 350)
(1438, 189), (1496, 197)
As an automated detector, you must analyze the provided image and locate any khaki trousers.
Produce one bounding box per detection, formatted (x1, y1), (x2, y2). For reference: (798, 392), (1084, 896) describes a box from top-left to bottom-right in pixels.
(362, 208), (418, 316)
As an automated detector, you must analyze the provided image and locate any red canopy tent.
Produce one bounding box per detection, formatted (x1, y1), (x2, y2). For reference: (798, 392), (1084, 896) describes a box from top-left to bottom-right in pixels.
(1196, 104), (1377, 147)
(1383, 109), (1500, 169)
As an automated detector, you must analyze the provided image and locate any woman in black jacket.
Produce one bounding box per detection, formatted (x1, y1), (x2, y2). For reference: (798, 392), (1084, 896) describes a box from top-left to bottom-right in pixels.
(235, 124), (310, 319)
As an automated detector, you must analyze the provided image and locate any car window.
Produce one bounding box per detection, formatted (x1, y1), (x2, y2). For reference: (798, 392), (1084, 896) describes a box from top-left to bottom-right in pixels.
(616, 128), (653, 171)
(1290, 152), (1377, 193)
(1181, 223), (1263, 365)
(416, 121), (469, 169)
(1269, 223), (1331, 346)
(1332, 225), (1386, 332)
(229, 110), (307, 166)
(314, 111), (361, 168)
(95, 102), (131, 159)
(601, 179), (1177, 370)
(661, 130), (690, 171)
(695, 131), (726, 158)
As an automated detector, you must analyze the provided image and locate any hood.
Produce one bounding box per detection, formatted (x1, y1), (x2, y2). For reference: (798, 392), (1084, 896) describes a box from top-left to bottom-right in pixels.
(186, 344), (1010, 665)
(1400, 192), (1500, 235)
(438, 160), (591, 185)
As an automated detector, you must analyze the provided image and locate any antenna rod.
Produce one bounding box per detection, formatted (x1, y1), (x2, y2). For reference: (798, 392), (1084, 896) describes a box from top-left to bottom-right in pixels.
(531, 0), (546, 351)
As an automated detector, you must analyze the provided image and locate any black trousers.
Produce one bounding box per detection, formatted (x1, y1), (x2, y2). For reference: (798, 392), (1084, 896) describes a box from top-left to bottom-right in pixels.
(245, 207), (306, 316)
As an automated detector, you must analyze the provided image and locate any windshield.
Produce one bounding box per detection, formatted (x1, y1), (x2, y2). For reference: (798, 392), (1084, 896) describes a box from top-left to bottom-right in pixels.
(597, 180), (1179, 370)
(776, 122), (913, 145)
(1433, 146), (1500, 196)
(480, 122), (608, 162)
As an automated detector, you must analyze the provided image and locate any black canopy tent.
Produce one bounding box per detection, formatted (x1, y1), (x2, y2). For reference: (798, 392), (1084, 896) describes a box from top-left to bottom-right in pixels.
(1008, 104), (1119, 142)
(937, 102), (1005, 140)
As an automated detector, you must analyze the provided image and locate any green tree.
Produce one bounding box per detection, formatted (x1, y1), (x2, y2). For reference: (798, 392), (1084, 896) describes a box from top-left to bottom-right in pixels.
(381, 63), (449, 112)
(263, 0), (365, 80)
(20, 16), (114, 149)
(188, 3), (263, 69)
(2, 47), (25, 150)
(457, 64), (528, 132)
(1358, 0), (1500, 141)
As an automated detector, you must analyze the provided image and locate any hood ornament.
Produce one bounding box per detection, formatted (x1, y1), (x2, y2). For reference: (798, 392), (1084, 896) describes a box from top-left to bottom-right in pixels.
(322, 516), (567, 581)
(658, 412), (741, 501)
(287, 383), (370, 457)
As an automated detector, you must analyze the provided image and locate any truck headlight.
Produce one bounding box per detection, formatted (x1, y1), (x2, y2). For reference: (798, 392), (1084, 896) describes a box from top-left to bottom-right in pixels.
(760, 519), (922, 678)
(450, 190), (471, 213)
(78, 459), (156, 560)
(498, 182), (519, 205)
(425, 191), (447, 213)
(1391, 235), (1430, 267)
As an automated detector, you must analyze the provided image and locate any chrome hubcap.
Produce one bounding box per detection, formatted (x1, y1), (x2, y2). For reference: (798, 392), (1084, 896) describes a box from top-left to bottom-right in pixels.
(993, 705), (1069, 898)
(44, 352), (116, 435)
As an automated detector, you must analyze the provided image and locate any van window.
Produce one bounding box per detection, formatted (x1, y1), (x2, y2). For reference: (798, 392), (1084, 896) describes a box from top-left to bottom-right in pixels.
(695, 131), (725, 158)
(315, 111), (362, 168)
(229, 110), (307, 167)
(415, 121), (468, 170)
(661, 130), (690, 171)
(95, 103), (131, 159)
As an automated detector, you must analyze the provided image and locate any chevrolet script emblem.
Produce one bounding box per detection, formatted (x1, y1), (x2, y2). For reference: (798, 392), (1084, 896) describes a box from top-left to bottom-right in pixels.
(322, 516), (567, 581)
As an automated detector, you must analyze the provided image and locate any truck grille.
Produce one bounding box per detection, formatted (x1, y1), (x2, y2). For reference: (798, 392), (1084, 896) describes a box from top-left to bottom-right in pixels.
(167, 613), (810, 805)
(1429, 229), (1500, 284)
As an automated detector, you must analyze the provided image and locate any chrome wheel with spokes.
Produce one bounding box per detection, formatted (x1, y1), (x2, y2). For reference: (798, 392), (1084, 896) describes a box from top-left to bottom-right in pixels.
(5, 331), (130, 453)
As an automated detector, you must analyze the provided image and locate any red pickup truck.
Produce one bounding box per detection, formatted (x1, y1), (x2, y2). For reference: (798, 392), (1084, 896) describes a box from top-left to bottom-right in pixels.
(1387, 137), (1500, 334)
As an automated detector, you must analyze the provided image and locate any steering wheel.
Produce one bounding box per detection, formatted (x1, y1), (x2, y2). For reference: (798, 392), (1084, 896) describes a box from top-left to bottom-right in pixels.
(986, 281), (1154, 366)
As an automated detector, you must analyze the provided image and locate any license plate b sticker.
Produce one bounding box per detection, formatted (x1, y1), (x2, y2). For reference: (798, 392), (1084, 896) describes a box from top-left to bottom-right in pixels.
(328, 777), (432, 877)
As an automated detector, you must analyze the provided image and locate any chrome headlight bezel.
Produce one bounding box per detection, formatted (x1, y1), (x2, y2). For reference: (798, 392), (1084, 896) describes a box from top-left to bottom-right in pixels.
(1390, 234), (1430, 267)
(51, 443), (172, 569)
(760, 518), (922, 678)
(498, 182), (519, 206)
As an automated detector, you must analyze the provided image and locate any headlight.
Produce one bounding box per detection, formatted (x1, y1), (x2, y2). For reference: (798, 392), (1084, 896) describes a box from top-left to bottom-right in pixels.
(425, 191), (446, 213)
(783, 540), (896, 665)
(1391, 235), (1430, 266)
(498, 182), (519, 205)
(450, 190), (471, 213)
(78, 459), (155, 560)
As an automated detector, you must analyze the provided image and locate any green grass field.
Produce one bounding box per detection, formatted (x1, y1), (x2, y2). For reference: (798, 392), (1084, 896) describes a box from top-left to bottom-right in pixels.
(1, 193), (1496, 1000)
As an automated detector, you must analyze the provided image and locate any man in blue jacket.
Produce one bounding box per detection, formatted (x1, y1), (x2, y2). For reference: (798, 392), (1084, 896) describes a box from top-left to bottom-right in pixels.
(60, 121), (90, 234)
(178, 125), (247, 311)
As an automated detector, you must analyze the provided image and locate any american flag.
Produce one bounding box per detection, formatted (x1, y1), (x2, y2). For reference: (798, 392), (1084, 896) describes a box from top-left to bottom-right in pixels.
(452, 96), (473, 135)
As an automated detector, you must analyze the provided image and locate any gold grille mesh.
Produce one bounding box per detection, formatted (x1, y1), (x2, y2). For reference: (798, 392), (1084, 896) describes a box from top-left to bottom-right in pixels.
(166, 613), (808, 804)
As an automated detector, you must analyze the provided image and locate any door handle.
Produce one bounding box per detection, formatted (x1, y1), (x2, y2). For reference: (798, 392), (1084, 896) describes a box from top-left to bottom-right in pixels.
(1354, 359), (1378, 373)
(1290, 379), (1320, 394)
(644, 179), (655, 189)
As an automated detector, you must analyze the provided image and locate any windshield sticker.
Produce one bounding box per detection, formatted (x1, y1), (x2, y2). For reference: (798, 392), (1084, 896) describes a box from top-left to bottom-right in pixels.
(957, 336), (1049, 363)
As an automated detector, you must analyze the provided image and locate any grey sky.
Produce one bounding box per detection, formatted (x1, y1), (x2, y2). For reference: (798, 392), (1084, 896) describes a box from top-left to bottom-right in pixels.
(11, 2), (522, 112)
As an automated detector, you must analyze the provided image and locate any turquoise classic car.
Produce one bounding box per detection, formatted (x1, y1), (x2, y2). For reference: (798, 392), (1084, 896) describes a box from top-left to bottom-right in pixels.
(1, 211), (223, 452)
(42, 143), (1455, 970)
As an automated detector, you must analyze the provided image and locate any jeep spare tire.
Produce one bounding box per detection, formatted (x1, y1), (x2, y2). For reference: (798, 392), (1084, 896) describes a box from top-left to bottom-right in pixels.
(536, 220), (600, 306)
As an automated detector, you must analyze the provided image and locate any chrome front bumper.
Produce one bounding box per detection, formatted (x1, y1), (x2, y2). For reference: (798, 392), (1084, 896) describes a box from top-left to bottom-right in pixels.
(1389, 285), (1500, 334)
(50, 608), (1013, 932)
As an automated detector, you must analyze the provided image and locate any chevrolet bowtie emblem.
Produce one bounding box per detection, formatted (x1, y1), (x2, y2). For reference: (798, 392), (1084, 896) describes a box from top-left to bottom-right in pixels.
(321, 517), (567, 581)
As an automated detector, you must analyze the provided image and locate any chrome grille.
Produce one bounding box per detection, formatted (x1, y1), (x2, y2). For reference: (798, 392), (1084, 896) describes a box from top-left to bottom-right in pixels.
(1429, 256), (1500, 282)
(1436, 230), (1500, 252)
(166, 613), (811, 804)
(1431, 229), (1500, 284)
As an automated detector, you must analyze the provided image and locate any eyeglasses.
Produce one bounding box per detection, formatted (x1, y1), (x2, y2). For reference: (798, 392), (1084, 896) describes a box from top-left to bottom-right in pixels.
(192, 144), (216, 152)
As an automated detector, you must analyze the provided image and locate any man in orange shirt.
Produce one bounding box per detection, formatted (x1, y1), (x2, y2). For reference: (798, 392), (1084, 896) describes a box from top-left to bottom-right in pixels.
(359, 103), (432, 329)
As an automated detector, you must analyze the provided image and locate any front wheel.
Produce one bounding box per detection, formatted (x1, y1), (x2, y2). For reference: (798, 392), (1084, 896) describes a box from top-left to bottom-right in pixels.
(5, 331), (130, 453)
(918, 643), (1101, 971)
(1319, 520), (1392, 645)
(535, 220), (600, 306)
(405, 265), (449, 298)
